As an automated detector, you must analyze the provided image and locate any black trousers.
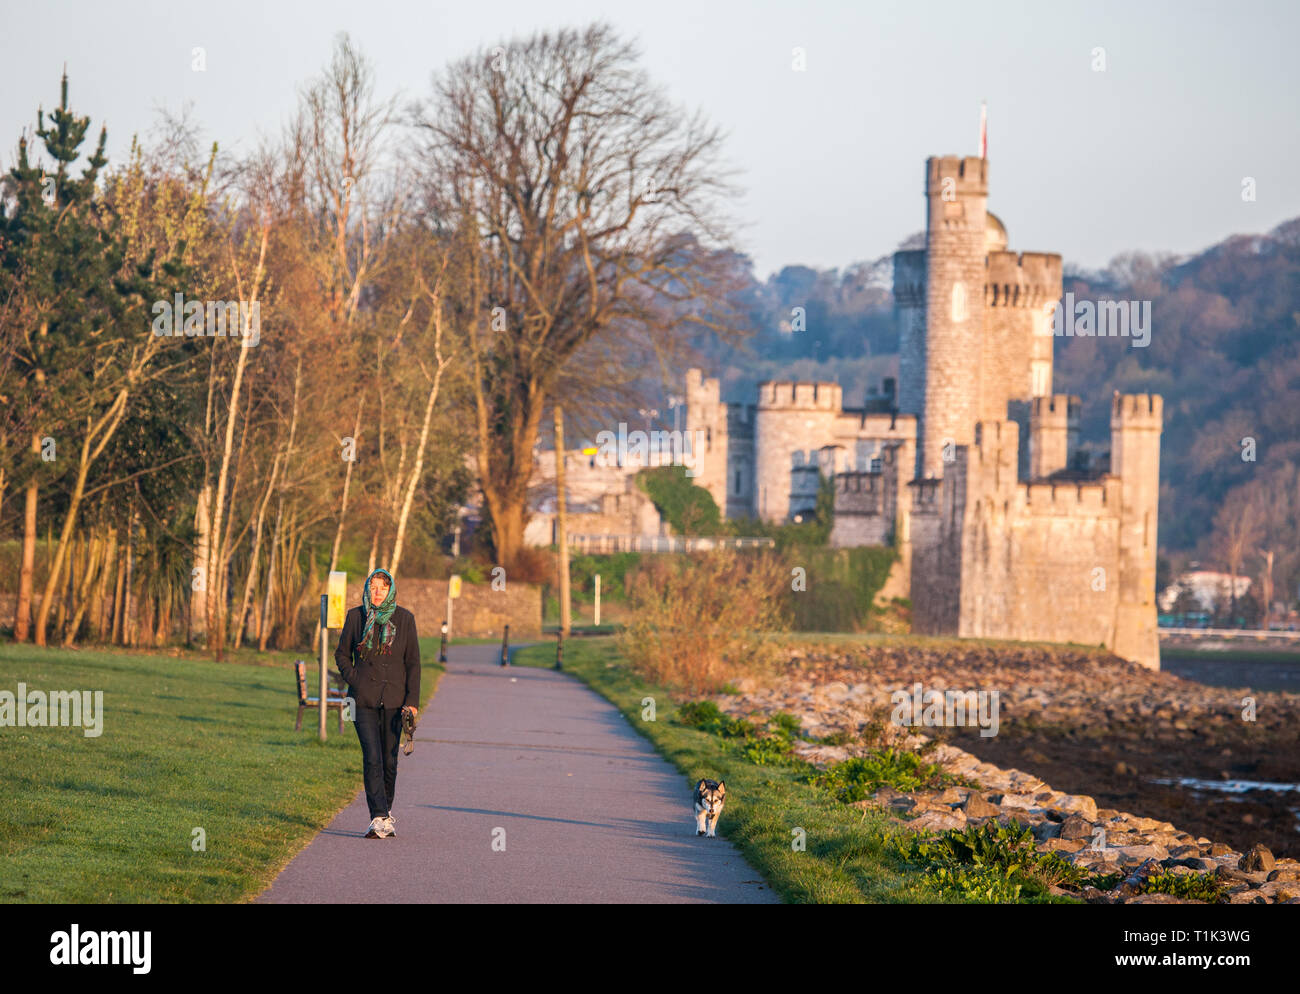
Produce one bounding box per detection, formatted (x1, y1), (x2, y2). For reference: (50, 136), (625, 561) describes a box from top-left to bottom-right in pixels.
(354, 705), (402, 819)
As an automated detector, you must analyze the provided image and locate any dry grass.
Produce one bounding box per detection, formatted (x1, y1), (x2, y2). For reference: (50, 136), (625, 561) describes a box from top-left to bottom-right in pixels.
(617, 550), (790, 693)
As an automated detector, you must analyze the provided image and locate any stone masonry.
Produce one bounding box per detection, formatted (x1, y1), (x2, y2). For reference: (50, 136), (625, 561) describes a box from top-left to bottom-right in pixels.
(686, 152), (1164, 670)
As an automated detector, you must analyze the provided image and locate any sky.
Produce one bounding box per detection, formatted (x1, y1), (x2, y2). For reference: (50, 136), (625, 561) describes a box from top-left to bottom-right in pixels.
(2, 0), (1297, 278)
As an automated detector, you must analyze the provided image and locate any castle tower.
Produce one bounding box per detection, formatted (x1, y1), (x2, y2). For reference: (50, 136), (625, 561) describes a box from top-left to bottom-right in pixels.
(984, 248), (1063, 417)
(1029, 394), (1080, 478)
(894, 249), (927, 441)
(754, 380), (842, 521)
(684, 368), (729, 515)
(920, 156), (988, 479)
(1110, 392), (1163, 670)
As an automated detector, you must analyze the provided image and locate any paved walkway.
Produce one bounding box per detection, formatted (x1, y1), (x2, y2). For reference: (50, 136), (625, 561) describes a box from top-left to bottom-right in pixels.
(258, 645), (777, 903)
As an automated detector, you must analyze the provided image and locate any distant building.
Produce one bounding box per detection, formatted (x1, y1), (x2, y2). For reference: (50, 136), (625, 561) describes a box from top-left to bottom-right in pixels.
(1158, 571), (1251, 614)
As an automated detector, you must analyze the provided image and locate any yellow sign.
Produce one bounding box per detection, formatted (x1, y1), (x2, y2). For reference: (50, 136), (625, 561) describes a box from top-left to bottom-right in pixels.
(327, 571), (347, 629)
(448, 574), (462, 599)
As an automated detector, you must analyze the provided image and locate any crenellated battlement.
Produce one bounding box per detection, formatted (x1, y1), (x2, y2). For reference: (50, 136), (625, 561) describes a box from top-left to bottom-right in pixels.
(1031, 394), (1081, 424)
(685, 367), (720, 407)
(893, 250), (927, 307)
(1021, 478), (1116, 514)
(927, 155), (988, 195)
(757, 380), (844, 411)
(1111, 391), (1164, 428)
(985, 251), (1063, 308)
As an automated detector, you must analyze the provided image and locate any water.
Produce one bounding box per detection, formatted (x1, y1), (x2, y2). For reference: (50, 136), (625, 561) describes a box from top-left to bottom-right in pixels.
(1149, 777), (1300, 794)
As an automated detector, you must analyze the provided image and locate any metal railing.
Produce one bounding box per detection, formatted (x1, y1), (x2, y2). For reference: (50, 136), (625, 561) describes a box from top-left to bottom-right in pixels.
(566, 534), (776, 554)
(1159, 627), (1300, 642)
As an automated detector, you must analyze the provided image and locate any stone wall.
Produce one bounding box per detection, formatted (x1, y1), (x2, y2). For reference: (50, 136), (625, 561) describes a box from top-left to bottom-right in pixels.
(343, 578), (541, 640)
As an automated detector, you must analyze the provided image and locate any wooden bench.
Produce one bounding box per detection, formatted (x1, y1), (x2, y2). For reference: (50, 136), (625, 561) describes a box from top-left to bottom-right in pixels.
(295, 660), (349, 733)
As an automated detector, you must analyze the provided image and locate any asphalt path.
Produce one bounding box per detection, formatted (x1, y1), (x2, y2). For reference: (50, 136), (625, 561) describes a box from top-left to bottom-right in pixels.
(258, 644), (777, 903)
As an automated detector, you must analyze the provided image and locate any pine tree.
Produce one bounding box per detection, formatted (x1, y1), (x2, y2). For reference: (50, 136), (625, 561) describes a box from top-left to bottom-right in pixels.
(1, 72), (181, 644)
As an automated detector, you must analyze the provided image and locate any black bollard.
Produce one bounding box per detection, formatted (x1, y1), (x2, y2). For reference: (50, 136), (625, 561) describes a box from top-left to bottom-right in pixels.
(554, 629), (563, 670)
(500, 624), (510, 667)
(439, 619), (448, 663)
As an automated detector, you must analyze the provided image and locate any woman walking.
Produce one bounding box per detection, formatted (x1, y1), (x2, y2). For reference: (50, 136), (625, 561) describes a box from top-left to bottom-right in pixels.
(334, 567), (421, 838)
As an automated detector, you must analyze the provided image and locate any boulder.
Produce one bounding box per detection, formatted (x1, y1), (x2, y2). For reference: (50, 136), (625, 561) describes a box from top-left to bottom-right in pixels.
(1032, 821), (1062, 842)
(908, 809), (966, 833)
(1240, 844), (1275, 873)
(1059, 814), (1095, 842)
(1055, 794), (1099, 821)
(962, 792), (1001, 819)
(1041, 838), (1087, 854)
(1113, 845), (1170, 865)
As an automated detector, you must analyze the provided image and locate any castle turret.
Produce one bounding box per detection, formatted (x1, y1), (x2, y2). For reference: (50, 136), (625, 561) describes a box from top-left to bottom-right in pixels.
(1029, 394), (1080, 478)
(1110, 392), (1163, 670)
(985, 249), (1063, 416)
(920, 156), (988, 479)
(684, 368), (728, 515)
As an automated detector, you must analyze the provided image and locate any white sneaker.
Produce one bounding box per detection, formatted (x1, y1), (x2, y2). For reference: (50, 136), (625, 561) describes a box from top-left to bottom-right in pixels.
(383, 815), (396, 838)
(365, 816), (386, 839)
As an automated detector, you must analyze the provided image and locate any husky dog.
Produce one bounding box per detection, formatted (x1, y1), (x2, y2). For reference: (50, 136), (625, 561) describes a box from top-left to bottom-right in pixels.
(693, 779), (726, 837)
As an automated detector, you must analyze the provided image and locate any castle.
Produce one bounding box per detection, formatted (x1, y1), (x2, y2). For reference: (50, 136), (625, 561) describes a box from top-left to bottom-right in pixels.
(686, 154), (1164, 669)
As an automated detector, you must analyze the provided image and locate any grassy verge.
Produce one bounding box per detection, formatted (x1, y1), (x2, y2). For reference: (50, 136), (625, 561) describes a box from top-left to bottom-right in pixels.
(0, 639), (444, 902)
(514, 637), (1078, 904)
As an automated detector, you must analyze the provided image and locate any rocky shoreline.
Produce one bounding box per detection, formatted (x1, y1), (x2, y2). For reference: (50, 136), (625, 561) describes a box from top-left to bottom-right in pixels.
(717, 641), (1300, 904)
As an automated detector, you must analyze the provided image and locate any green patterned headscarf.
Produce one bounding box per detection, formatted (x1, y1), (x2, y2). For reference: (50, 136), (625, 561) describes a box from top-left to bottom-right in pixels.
(360, 568), (397, 651)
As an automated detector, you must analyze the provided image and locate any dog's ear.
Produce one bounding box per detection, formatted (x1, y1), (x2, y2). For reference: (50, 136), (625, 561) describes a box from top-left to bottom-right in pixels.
(717, 781), (725, 793)
(696, 778), (706, 791)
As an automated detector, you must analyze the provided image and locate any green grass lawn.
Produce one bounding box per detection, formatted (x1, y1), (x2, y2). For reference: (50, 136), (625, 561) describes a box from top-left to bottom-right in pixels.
(0, 639), (444, 903)
(512, 637), (960, 904)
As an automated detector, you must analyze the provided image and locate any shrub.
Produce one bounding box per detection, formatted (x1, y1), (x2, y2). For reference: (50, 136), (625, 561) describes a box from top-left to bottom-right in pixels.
(636, 466), (721, 536)
(1139, 870), (1228, 903)
(813, 747), (968, 802)
(893, 821), (1091, 903)
(618, 550), (790, 693)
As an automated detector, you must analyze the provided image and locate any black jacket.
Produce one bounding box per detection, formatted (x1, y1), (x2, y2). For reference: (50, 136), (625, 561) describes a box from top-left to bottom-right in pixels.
(334, 604), (421, 710)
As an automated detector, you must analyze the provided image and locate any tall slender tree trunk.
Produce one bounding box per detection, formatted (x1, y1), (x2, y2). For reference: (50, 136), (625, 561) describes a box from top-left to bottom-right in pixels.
(205, 224), (269, 657)
(234, 452), (282, 650)
(555, 405), (570, 637)
(93, 529), (116, 641)
(15, 431), (40, 642)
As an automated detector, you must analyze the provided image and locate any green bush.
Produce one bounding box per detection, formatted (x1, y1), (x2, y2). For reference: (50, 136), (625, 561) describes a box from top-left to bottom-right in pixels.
(814, 747), (969, 802)
(1139, 870), (1228, 903)
(637, 466), (721, 535)
(892, 821), (1089, 903)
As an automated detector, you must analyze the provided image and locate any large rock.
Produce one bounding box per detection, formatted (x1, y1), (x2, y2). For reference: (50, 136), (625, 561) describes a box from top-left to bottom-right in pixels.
(963, 792), (1000, 819)
(908, 809), (966, 833)
(1032, 821), (1062, 842)
(1059, 814), (1095, 842)
(1055, 794), (1099, 822)
(1041, 838), (1087, 854)
(1113, 845), (1170, 865)
(1240, 844), (1275, 873)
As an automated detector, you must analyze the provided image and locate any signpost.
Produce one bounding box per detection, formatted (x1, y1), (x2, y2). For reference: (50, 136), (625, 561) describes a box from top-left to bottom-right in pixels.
(447, 574), (462, 642)
(319, 571), (347, 743)
(594, 574), (601, 627)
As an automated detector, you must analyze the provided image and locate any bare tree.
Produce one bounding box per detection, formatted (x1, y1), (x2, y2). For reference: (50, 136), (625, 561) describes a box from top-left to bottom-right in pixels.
(412, 23), (743, 567)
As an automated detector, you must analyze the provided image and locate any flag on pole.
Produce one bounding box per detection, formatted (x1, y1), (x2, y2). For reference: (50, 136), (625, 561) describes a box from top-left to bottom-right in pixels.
(979, 100), (988, 159)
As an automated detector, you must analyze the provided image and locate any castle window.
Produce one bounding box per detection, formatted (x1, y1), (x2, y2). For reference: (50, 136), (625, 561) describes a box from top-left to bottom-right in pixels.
(734, 470), (741, 494)
(951, 281), (968, 322)
(1031, 360), (1050, 397)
